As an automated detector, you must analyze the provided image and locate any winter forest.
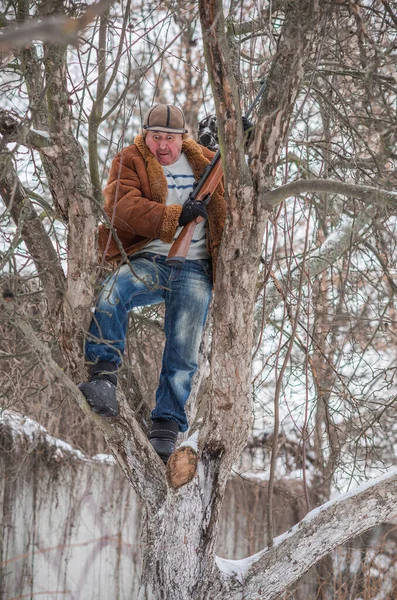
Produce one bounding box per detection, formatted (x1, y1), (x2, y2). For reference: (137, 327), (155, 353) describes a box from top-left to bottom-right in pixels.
(1, 0), (397, 598)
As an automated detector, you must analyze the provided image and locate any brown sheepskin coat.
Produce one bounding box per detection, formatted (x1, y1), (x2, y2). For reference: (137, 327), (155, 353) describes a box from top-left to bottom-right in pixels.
(98, 135), (226, 274)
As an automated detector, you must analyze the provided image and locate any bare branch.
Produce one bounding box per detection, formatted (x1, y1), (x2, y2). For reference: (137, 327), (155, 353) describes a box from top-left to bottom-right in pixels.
(216, 468), (397, 600)
(0, 152), (66, 314)
(227, 0), (287, 37)
(360, 240), (397, 294)
(2, 298), (168, 512)
(252, 0), (327, 190)
(0, 0), (117, 52)
(264, 179), (397, 210)
(262, 209), (372, 321)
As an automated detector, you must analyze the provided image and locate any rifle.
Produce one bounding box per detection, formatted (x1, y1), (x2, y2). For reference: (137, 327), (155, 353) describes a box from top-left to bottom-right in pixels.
(165, 149), (223, 265)
(165, 80), (267, 266)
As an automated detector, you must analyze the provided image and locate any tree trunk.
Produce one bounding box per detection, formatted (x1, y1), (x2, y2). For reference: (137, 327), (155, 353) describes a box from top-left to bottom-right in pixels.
(138, 459), (223, 599)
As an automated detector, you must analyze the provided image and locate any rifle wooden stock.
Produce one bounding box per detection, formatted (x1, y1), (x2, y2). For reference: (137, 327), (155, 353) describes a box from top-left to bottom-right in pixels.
(166, 156), (224, 264)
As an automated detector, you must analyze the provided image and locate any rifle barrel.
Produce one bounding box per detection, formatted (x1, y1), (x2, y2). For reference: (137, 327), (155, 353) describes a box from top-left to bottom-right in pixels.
(191, 150), (221, 199)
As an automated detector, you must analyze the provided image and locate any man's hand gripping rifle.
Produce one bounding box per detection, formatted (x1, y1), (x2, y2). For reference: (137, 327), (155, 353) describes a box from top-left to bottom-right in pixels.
(165, 150), (223, 265)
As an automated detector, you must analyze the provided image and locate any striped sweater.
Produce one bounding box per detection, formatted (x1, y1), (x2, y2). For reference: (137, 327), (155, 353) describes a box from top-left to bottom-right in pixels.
(135, 152), (209, 260)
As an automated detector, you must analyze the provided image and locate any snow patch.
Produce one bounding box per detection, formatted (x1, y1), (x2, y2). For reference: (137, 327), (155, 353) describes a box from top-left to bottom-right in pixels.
(215, 556), (249, 583)
(239, 470), (270, 482)
(349, 547), (363, 575)
(2, 409), (51, 440)
(370, 567), (380, 578)
(375, 554), (392, 570)
(179, 430), (199, 453)
(1, 410), (87, 460)
(92, 453), (116, 465)
(30, 128), (51, 139)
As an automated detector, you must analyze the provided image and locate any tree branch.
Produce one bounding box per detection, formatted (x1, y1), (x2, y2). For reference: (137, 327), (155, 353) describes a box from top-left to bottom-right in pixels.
(227, 0), (287, 37)
(215, 468), (397, 600)
(264, 178), (397, 210)
(0, 109), (52, 149)
(88, 0), (131, 202)
(261, 207), (372, 325)
(252, 0), (325, 189)
(0, 0), (117, 52)
(2, 298), (168, 512)
(24, 6), (100, 365)
(0, 152), (66, 314)
(360, 240), (397, 294)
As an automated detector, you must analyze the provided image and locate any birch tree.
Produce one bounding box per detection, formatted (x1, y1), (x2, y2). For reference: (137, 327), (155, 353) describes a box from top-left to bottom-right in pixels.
(1, 0), (397, 598)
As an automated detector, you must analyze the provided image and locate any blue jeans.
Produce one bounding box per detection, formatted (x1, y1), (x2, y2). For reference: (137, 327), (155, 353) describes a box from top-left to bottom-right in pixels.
(85, 253), (212, 432)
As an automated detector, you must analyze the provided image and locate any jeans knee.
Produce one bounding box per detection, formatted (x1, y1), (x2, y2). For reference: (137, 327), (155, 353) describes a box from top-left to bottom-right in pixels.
(98, 277), (126, 311)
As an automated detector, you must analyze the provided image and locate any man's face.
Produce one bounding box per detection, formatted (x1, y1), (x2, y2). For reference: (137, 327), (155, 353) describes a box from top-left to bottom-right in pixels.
(145, 131), (183, 166)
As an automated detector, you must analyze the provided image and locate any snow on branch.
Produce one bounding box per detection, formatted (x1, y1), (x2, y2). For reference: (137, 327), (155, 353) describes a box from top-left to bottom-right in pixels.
(216, 468), (397, 600)
(262, 208), (372, 321)
(0, 409), (117, 464)
(0, 110), (53, 149)
(263, 179), (397, 210)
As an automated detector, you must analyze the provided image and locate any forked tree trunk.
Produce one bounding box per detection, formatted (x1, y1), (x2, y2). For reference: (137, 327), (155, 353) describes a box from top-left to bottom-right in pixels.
(134, 0), (324, 595)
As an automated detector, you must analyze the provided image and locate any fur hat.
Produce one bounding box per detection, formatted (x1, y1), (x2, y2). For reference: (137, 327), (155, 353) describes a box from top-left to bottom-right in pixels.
(141, 104), (189, 138)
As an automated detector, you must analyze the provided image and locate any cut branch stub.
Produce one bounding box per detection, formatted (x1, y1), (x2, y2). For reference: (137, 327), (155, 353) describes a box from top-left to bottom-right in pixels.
(167, 446), (199, 489)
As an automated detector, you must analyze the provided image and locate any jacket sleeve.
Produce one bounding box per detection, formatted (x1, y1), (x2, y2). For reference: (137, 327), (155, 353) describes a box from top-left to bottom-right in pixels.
(103, 152), (182, 243)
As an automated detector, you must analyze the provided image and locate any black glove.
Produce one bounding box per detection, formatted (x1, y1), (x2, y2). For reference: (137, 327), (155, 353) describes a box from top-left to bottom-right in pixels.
(242, 116), (253, 132)
(242, 116), (254, 140)
(179, 193), (210, 227)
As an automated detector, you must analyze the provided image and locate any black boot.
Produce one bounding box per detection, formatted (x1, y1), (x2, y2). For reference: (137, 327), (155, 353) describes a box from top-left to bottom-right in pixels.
(78, 361), (119, 417)
(149, 419), (179, 464)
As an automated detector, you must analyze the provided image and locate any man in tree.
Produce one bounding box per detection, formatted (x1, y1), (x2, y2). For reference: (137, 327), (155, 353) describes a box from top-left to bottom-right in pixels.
(78, 104), (226, 462)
